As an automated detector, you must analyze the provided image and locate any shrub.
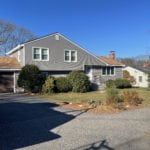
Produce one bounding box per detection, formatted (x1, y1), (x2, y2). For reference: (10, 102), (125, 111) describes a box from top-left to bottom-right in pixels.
(106, 88), (120, 106)
(115, 79), (132, 89)
(42, 76), (55, 94)
(106, 79), (132, 89)
(123, 70), (135, 83)
(122, 91), (143, 106)
(55, 77), (72, 92)
(18, 64), (43, 93)
(68, 70), (90, 93)
(106, 80), (115, 88)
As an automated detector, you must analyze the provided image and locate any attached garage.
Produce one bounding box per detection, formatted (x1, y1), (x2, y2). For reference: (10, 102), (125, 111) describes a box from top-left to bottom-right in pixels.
(0, 57), (21, 93)
(0, 72), (14, 93)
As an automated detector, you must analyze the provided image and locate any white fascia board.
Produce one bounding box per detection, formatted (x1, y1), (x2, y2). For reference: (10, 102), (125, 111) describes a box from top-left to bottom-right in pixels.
(0, 68), (21, 71)
(6, 44), (24, 55)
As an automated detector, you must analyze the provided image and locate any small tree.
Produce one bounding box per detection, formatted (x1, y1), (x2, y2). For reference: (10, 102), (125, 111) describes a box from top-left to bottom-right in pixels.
(106, 88), (120, 107)
(123, 70), (135, 84)
(18, 64), (43, 93)
(42, 76), (55, 94)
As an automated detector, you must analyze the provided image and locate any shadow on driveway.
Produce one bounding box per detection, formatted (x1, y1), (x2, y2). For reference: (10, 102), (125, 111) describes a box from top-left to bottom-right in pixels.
(73, 140), (114, 150)
(0, 96), (75, 150)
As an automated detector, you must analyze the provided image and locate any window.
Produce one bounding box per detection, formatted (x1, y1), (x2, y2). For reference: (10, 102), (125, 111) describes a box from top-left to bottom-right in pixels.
(33, 48), (40, 60)
(111, 67), (114, 74)
(65, 50), (70, 62)
(71, 51), (76, 61)
(102, 67), (106, 75)
(64, 50), (77, 62)
(33, 47), (49, 61)
(139, 76), (143, 82)
(102, 67), (115, 75)
(42, 48), (48, 60)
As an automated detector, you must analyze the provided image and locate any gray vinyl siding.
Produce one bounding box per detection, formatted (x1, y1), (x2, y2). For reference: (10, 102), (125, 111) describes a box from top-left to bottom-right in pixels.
(91, 66), (123, 89)
(24, 34), (106, 71)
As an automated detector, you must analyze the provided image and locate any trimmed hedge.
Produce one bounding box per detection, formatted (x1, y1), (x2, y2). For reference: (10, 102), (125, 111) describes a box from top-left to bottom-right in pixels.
(106, 79), (132, 89)
(55, 77), (72, 92)
(115, 79), (132, 88)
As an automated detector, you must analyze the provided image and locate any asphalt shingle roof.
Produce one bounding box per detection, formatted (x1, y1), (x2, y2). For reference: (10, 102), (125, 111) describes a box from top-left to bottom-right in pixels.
(0, 57), (21, 69)
(97, 56), (124, 66)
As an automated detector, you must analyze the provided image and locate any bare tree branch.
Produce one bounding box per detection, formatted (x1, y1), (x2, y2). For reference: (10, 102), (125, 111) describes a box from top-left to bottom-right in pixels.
(0, 19), (36, 55)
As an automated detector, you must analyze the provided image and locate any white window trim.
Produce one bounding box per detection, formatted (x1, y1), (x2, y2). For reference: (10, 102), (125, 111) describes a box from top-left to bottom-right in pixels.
(101, 66), (115, 76)
(32, 47), (49, 61)
(64, 49), (77, 62)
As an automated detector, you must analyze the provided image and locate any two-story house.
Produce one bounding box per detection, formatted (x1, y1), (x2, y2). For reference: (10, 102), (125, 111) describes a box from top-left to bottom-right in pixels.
(0, 33), (124, 93)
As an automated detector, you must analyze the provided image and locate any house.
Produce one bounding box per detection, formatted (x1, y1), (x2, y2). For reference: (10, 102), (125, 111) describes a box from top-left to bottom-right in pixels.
(0, 33), (124, 93)
(123, 66), (150, 88)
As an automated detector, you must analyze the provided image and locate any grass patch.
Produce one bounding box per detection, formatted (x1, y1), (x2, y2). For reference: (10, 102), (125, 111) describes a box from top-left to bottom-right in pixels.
(42, 88), (150, 106)
(42, 91), (106, 103)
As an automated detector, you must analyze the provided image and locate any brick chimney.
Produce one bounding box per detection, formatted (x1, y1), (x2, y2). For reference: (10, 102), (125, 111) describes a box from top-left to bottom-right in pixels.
(109, 51), (116, 59)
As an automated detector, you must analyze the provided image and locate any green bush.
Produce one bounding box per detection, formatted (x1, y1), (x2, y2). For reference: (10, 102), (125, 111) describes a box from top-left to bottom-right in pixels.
(18, 64), (43, 93)
(55, 77), (72, 92)
(68, 70), (90, 93)
(106, 79), (132, 89)
(106, 88), (120, 106)
(42, 76), (55, 94)
(106, 80), (115, 88)
(115, 79), (132, 88)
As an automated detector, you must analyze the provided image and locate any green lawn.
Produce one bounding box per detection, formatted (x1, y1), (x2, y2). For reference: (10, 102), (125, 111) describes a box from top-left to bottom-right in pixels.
(43, 88), (150, 105)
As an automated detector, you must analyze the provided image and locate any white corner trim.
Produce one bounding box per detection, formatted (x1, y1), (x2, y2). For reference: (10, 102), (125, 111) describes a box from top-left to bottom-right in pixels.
(18, 51), (21, 62)
(23, 46), (25, 66)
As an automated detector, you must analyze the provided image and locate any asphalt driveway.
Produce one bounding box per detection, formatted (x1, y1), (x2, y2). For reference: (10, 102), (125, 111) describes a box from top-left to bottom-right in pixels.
(0, 94), (150, 150)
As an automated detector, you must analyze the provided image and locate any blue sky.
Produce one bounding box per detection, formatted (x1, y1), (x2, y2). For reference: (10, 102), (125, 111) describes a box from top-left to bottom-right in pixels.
(0, 0), (150, 58)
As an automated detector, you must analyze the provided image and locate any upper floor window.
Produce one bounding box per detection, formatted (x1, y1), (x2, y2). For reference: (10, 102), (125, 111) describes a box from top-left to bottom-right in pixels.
(102, 67), (115, 75)
(33, 47), (49, 61)
(64, 50), (77, 62)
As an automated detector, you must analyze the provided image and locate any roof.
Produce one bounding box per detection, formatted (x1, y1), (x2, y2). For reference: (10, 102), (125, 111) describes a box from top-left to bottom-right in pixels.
(129, 66), (150, 74)
(0, 57), (21, 69)
(6, 33), (61, 55)
(6, 32), (107, 66)
(97, 56), (124, 66)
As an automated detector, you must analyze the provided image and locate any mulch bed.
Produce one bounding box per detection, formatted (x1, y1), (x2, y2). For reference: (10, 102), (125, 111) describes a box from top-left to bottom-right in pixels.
(59, 102), (145, 114)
